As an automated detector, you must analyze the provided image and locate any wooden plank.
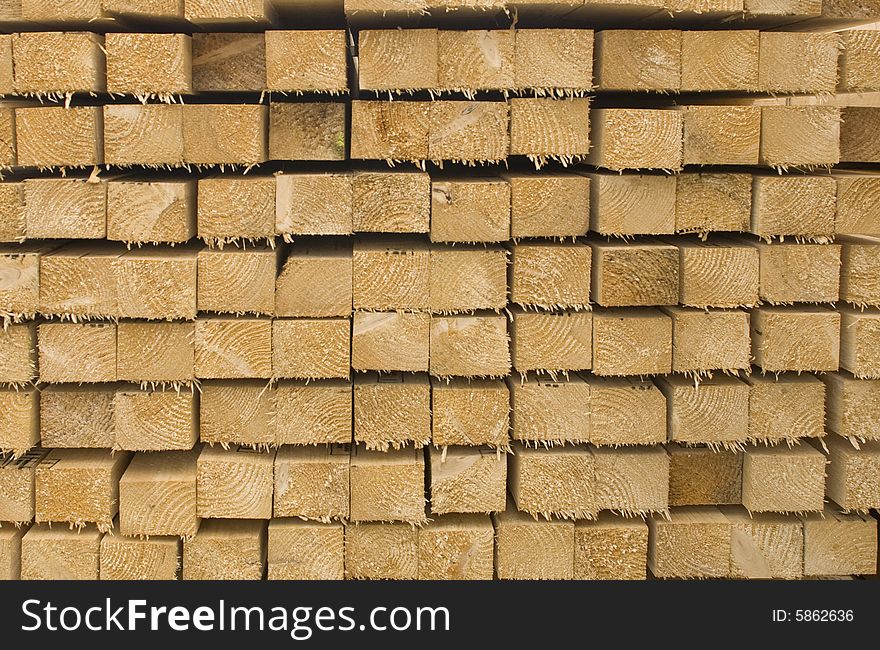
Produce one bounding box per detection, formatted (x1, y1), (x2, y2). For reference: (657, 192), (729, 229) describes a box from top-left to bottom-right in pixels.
(574, 514), (648, 580)
(667, 444), (743, 506)
(40, 385), (115, 448)
(38, 243), (119, 318)
(428, 101), (508, 163)
(100, 536), (180, 580)
(824, 434), (880, 512)
(104, 104), (185, 167)
(430, 178), (509, 243)
(800, 505), (877, 576)
(272, 317), (350, 379)
(594, 29), (681, 92)
(750, 174), (836, 241)
(354, 372), (430, 450)
(588, 173), (676, 237)
(105, 33), (191, 97)
(0, 525), (24, 580)
(722, 506), (804, 579)
(836, 174), (880, 236)
(267, 519), (344, 580)
(840, 306), (880, 379)
(750, 306), (840, 372)
(353, 171), (430, 233)
(266, 30), (347, 93)
(0, 386), (37, 455)
(0, 321), (35, 384)
(352, 311), (429, 372)
(36, 449), (131, 532)
(493, 506), (575, 580)
(107, 180), (195, 244)
(648, 506), (731, 579)
(752, 241), (841, 304)
(681, 106), (761, 166)
(349, 445), (426, 523)
(430, 315), (510, 377)
(510, 310), (592, 374)
(840, 107), (880, 163)
(0, 34), (12, 96)
(197, 445), (275, 519)
(12, 32), (104, 94)
(758, 32), (840, 94)
(590, 240), (678, 306)
(358, 29), (438, 91)
(117, 321), (195, 384)
(509, 97), (590, 165)
(514, 28), (593, 93)
(353, 238), (429, 310)
(589, 377), (665, 446)
(509, 443), (595, 520)
(119, 449), (199, 537)
(0, 449), (48, 522)
(680, 30), (759, 92)
(192, 32), (265, 92)
(276, 241), (351, 317)
(197, 245), (277, 315)
(742, 445), (826, 513)
(745, 373), (825, 444)
(183, 104), (267, 166)
(508, 173), (590, 239)
(824, 372), (880, 442)
(113, 388), (197, 451)
(438, 30), (514, 92)
(840, 235), (880, 307)
(182, 519), (266, 580)
(657, 375), (749, 447)
(510, 242), (591, 310)
(676, 238), (759, 308)
(103, 0), (185, 21)
(194, 316), (272, 379)
(0, 243), (50, 319)
(15, 106), (103, 168)
(344, 522), (418, 579)
(185, 0), (272, 25)
(276, 173), (352, 236)
(429, 446), (506, 514)
(508, 374), (589, 445)
(431, 378), (509, 448)
(591, 307), (672, 376)
(117, 246), (199, 319)
(23, 178), (105, 239)
(663, 307), (751, 375)
(350, 100), (429, 162)
(0, 183), (25, 242)
(274, 445), (350, 520)
(417, 514), (494, 580)
(38, 322), (117, 383)
(429, 245), (507, 313)
(594, 445), (669, 515)
(202, 380), (275, 446)
(675, 173), (751, 236)
(20, 524), (101, 580)
(760, 106), (840, 169)
(198, 176), (275, 245)
(840, 30), (880, 92)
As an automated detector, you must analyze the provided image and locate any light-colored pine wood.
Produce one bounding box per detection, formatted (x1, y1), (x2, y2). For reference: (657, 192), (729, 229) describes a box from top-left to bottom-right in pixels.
(511, 310), (592, 374)
(352, 311), (430, 372)
(417, 514), (494, 580)
(589, 173), (676, 237)
(836, 174), (880, 236)
(266, 29), (347, 93)
(198, 246), (277, 315)
(428, 101), (509, 163)
(276, 173), (352, 236)
(23, 178), (105, 239)
(15, 106), (103, 168)
(183, 519), (266, 580)
(514, 28), (593, 92)
(758, 32), (840, 94)
(268, 519), (344, 580)
(840, 30), (880, 92)
(680, 30), (759, 92)
(272, 317), (350, 379)
(194, 316), (272, 379)
(358, 28), (438, 91)
(344, 522), (418, 579)
(201, 380), (275, 446)
(509, 374), (589, 445)
(38, 243), (120, 318)
(0, 525), (24, 580)
(349, 445), (426, 523)
(574, 514), (648, 580)
(430, 178), (510, 243)
(760, 107), (840, 169)
(113, 388), (197, 451)
(20, 524), (101, 580)
(20, 0), (106, 23)
(429, 245), (507, 313)
(430, 314), (510, 377)
(103, 0), (185, 21)
(594, 445), (669, 515)
(353, 171), (430, 233)
(353, 238), (429, 310)
(350, 100), (429, 161)
(429, 446), (506, 514)
(493, 506), (574, 580)
(274, 445), (350, 520)
(589, 377), (665, 446)
(0, 321), (35, 384)
(117, 321), (195, 384)
(12, 32), (104, 94)
(658, 375), (749, 447)
(438, 30), (514, 92)
(824, 434), (880, 512)
(354, 372), (430, 450)
(509, 97), (591, 164)
(667, 444), (743, 507)
(105, 32), (191, 96)
(801, 505), (877, 576)
(276, 379), (352, 445)
(117, 246), (199, 319)
(508, 173), (590, 239)
(0, 244), (50, 318)
(510, 242), (591, 309)
(276, 241), (351, 317)
(751, 306), (840, 372)
(183, 104), (267, 166)
(40, 385), (115, 448)
(824, 372), (880, 442)
(752, 241), (841, 304)
(840, 107), (880, 163)
(722, 506), (804, 579)
(663, 307), (751, 374)
(192, 32), (265, 92)
(750, 174), (837, 240)
(0, 34), (12, 96)
(0, 183), (25, 242)
(840, 306), (880, 379)
(742, 445), (826, 513)
(745, 373), (825, 444)
(100, 536), (180, 580)
(38, 322), (117, 383)
(197, 445), (275, 519)
(0, 449), (47, 522)
(198, 176), (275, 245)
(675, 173), (751, 236)
(103, 104), (184, 167)
(681, 106), (761, 166)
(35, 449), (131, 532)
(591, 308), (673, 376)
(594, 29), (681, 92)
(677, 238), (759, 308)
(509, 443), (595, 520)
(590, 240), (678, 307)
(648, 506), (731, 579)
(184, 0), (270, 24)
(107, 180), (195, 244)
(0, 387), (37, 455)
(0, 106), (13, 168)
(119, 448), (199, 537)
(432, 378), (509, 448)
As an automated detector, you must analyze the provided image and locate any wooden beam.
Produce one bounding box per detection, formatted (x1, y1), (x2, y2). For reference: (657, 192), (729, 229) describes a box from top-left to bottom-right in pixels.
(588, 173), (676, 237)
(0, 183), (25, 242)
(23, 178), (105, 239)
(40, 385), (115, 448)
(431, 378), (509, 448)
(105, 33), (191, 96)
(198, 176), (275, 245)
(12, 32), (104, 94)
(350, 100), (429, 162)
(824, 434), (880, 512)
(514, 28), (593, 93)
(508, 173), (590, 239)
(429, 315), (510, 378)
(107, 180), (195, 244)
(745, 373), (825, 444)
(824, 372), (880, 442)
(100, 536), (180, 580)
(511, 242), (591, 310)
(722, 506), (804, 579)
(113, 388), (197, 451)
(758, 32), (840, 94)
(0, 449), (48, 522)
(836, 173), (880, 236)
(681, 106), (761, 166)
(38, 244), (118, 319)
(574, 514), (648, 580)
(751, 306), (840, 372)
(117, 246), (199, 319)
(594, 445), (669, 515)
(591, 308), (673, 376)
(197, 245), (277, 315)
(428, 101), (508, 163)
(0, 321), (36, 384)
(429, 244), (507, 313)
(183, 104), (267, 166)
(103, 0), (186, 22)
(493, 507), (574, 580)
(509, 443), (595, 520)
(676, 173), (751, 236)
(742, 444), (826, 513)
(662, 306), (751, 375)
(276, 173), (352, 236)
(0, 525), (24, 580)
(680, 30), (759, 92)
(117, 321), (195, 384)
(508, 374), (589, 445)
(839, 30), (880, 92)
(0, 387), (38, 455)
(840, 107), (880, 163)
(353, 171), (430, 234)
(509, 97), (591, 164)
(417, 514), (494, 580)
(267, 519), (344, 580)
(15, 106), (103, 168)
(760, 106), (840, 169)
(752, 241), (841, 304)
(667, 444), (742, 507)
(750, 174), (836, 241)
(104, 104), (185, 167)
(430, 178), (510, 243)
(183, 519), (266, 580)
(352, 311), (429, 372)
(353, 238), (429, 310)
(429, 446), (506, 514)
(590, 240), (678, 307)
(800, 505), (877, 576)
(840, 306), (880, 379)
(648, 506), (731, 579)
(184, 0), (273, 26)
(594, 29), (681, 92)
(0, 34), (12, 96)
(20, 524), (101, 580)
(589, 377), (665, 446)
(354, 372), (430, 450)
(438, 30), (513, 92)
(194, 316), (272, 379)
(201, 380), (275, 446)
(197, 445), (275, 519)
(272, 318), (350, 379)
(266, 29), (347, 93)
(0, 242), (50, 319)
(274, 445), (350, 520)
(358, 29), (438, 91)
(192, 32), (265, 92)
(349, 445), (426, 523)
(511, 310), (593, 374)
(676, 238), (759, 308)
(276, 241), (351, 317)
(38, 322), (117, 383)
(657, 375), (749, 447)
(344, 522), (418, 579)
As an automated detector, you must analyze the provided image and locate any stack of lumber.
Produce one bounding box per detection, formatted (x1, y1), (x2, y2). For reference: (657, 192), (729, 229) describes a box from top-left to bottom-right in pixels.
(1, 1), (880, 582)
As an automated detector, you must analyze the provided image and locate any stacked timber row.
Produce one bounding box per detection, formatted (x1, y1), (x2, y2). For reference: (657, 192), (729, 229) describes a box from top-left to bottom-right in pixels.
(2, 0), (880, 581)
